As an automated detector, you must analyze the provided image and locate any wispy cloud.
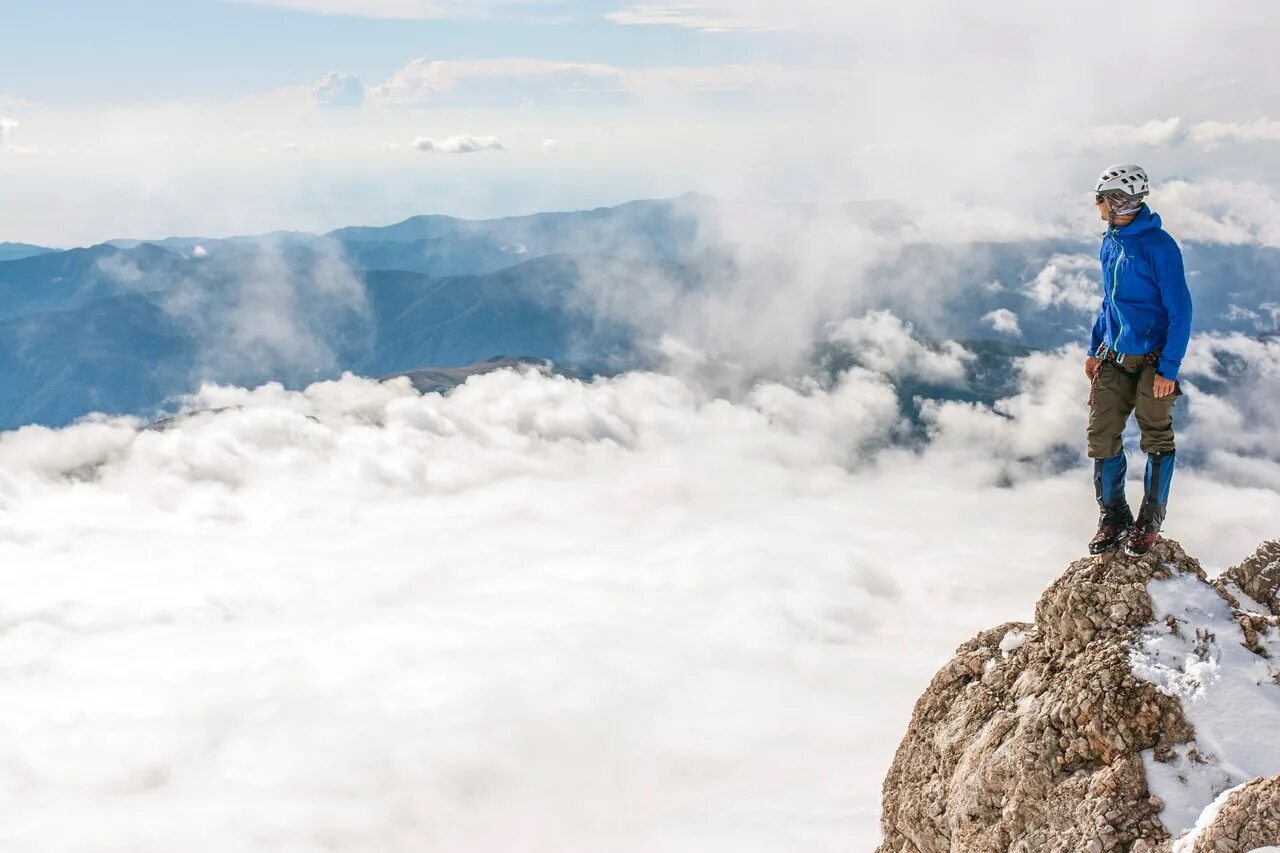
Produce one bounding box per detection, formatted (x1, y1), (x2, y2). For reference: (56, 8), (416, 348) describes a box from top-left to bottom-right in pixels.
(0, 93), (34, 110)
(94, 240), (369, 384)
(228, 0), (564, 20)
(0, 116), (19, 146)
(1066, 116), (1280, 152)
(1074, 117), (1185, 150)
(367, 57), (797, 106)
(1188, 118), (1280, 149)
(605, 1), (783, 30)
(371, 57), (612, 103)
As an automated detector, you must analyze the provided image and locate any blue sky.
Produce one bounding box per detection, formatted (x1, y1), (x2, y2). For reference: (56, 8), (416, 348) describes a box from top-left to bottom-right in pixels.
(2, 1), (1279, 246)
(1, 0), (789, 105)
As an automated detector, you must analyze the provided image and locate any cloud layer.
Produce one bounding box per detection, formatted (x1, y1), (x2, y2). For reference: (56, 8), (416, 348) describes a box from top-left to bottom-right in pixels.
(1, 316), (1277, 850)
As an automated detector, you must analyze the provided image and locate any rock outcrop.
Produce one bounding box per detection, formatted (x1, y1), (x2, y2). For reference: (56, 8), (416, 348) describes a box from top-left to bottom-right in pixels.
(877, 538), (1280, 853)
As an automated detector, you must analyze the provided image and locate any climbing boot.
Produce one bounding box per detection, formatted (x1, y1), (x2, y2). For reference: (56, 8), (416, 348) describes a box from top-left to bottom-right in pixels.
(1124, 498), (1167, 557)
(1089, 503), (1134, 554)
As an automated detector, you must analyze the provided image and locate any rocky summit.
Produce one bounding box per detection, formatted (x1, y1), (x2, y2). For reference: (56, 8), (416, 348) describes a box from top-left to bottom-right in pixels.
(878, 538), (1280, 853)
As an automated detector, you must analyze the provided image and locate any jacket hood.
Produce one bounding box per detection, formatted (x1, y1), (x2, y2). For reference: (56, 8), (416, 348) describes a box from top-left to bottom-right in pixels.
(1111, 204), (1161, 236)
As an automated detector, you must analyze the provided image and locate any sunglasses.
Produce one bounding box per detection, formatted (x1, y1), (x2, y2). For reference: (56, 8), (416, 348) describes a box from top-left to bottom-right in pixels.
(1094, 194), (1107, 205)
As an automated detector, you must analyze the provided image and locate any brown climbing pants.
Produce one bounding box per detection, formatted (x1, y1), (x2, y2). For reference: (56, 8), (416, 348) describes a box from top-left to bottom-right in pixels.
(1086, 360), (1179, 459)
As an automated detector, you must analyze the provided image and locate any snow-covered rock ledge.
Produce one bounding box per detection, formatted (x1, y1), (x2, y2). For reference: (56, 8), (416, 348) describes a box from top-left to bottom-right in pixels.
(877, 538), (1280, 853)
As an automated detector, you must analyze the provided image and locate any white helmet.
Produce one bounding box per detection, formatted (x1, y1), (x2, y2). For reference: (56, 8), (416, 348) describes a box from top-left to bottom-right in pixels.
(1095, 163), (1149, 197)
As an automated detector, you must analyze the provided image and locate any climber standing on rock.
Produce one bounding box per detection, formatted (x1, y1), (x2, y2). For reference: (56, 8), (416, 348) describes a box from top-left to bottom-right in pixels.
(1085, 164), (1193, 557)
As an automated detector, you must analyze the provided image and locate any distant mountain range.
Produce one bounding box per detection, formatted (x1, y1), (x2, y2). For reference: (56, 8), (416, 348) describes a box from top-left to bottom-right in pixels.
(0, 242), (54, 262)
(2, 194), (1278, 430)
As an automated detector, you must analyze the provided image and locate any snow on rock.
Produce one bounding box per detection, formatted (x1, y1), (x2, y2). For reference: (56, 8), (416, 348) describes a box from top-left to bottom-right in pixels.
(1132, 566), (1280, 837)
(1172, 782), (1246, 853)
(877, 538), (1280, 853)
(1171, 775), (1280, 853)
(998, 627), (1029, 655)
(1217, 539), (1280, 618)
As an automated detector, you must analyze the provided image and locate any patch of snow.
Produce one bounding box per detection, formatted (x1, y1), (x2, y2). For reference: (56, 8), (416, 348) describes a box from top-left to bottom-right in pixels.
(1223, 580), (1271, 616)
(999, 628), (1028, 656)
(1129, 570), (1280, 840)
(1172, 778), (1259, 850)
(1169, 778), (1245, 852)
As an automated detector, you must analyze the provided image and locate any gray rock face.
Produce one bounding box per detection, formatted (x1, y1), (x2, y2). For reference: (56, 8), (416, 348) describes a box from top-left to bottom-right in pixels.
(877, 538), (1280, 853)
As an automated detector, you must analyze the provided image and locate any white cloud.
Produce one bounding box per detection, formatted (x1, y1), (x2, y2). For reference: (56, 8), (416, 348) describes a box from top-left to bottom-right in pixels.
(1188, 118), (1280, 148)
(1179, 333), (1280, 479)
(918, 345), (1084, 467)
(413, 134), (505, 154)
(0, 116), (19, 145)
(1027, 254), (1099, 313)
(983, 308), (1022, 336)
(1156, 179), (1280, 247)
(312, 71), (365, 108)
(826, 310), (973, 386)
(1, 336), (1278, 850)
(1074, 117), (1185, 150)
(542, 138), (559, 151)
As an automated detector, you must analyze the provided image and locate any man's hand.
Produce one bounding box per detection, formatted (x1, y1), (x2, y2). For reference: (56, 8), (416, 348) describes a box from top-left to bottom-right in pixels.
(1153, 374), (1177, 398)
(1085, 356), (1101, 380)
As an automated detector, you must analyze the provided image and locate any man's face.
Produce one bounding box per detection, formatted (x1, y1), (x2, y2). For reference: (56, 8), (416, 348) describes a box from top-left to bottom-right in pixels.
(1095, 194), (1110, 221)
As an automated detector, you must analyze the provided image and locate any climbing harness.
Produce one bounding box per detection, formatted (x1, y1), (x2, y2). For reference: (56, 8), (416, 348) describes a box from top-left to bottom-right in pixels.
(1087, 344), (1163, 407)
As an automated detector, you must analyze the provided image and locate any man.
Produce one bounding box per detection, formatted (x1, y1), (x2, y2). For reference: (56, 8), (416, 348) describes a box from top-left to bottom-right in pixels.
(1084, 163), (1193, 557)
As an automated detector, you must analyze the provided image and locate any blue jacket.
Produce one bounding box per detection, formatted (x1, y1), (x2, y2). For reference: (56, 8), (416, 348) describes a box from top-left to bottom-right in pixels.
(1089, 205), (1193, 380)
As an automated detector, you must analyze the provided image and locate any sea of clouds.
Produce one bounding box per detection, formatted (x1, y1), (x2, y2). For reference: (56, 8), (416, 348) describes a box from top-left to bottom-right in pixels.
(1, 314), (1277, 851)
